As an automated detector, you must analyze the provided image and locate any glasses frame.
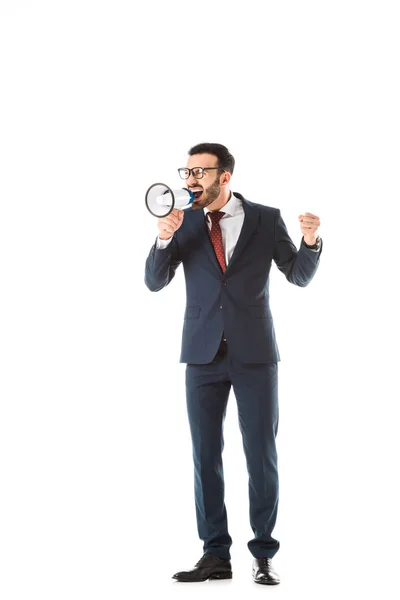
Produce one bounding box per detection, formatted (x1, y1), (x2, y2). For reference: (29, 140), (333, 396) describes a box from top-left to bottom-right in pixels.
(177, 167), (225, 180)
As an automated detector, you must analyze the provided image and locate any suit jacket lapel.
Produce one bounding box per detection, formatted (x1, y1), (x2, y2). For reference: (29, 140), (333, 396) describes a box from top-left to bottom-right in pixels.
(192, 195), (260, 273)
(225, 197), (259, 273)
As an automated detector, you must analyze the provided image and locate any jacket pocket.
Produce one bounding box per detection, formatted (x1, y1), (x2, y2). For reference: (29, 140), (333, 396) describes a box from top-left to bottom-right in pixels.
(184, 306), (201, 319)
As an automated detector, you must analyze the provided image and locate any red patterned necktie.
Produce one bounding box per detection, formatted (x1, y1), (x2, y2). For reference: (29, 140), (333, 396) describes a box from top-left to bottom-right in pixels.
(207, 211), (226, 272)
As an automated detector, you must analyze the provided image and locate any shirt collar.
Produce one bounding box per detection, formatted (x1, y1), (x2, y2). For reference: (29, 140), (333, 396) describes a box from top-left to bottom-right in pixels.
(203, 191), (237, 218)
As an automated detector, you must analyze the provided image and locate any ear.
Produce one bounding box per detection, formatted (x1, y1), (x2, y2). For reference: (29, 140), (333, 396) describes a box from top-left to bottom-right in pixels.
(220, 171), (231, 186)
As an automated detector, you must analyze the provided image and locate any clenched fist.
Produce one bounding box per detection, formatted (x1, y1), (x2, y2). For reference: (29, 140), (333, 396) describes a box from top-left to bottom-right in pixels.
(157, 209), (185, 241)
(298, 212), (321, 245)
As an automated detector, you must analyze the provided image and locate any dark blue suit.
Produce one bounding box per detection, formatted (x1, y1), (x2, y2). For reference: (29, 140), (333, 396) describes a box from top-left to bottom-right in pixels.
(145, 193), (322, 559)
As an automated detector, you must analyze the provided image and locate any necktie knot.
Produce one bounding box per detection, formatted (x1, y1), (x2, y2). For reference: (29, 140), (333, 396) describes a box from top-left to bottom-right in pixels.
(208, 211), (225, 225)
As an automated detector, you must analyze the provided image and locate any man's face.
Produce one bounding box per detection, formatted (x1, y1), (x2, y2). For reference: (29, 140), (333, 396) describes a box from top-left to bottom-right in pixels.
(185, 153), (223, 210)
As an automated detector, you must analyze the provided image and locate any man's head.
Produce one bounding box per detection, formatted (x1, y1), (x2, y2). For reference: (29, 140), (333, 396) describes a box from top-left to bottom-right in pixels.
(178, 143), (235, 211)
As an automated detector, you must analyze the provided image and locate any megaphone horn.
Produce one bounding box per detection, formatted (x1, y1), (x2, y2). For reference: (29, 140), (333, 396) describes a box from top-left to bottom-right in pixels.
(145, 183), (195, 218)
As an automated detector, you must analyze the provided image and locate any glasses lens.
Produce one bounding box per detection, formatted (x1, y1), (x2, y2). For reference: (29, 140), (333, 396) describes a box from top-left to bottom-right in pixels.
(193, 168), (204, 179)
(178, 168), (189, 179)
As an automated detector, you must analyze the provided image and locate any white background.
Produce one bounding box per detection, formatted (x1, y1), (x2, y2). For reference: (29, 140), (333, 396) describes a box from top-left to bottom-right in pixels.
(1, 1), (399, 598)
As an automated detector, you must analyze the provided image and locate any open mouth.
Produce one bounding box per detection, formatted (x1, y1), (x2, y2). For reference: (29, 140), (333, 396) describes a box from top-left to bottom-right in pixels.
(190, 188), (203, 201)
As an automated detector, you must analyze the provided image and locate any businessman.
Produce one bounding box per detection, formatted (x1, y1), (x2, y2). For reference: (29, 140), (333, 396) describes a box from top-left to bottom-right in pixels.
(144, 143), (322, 584)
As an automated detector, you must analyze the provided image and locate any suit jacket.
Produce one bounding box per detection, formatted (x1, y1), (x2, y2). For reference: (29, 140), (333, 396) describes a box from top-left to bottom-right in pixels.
(144, 192), (322, 364)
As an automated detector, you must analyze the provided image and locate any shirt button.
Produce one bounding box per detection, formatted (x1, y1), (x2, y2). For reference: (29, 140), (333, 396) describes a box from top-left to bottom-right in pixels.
(220, 305), (223, 309)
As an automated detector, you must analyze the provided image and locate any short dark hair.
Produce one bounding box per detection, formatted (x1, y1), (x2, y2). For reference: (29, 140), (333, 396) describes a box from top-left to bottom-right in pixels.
(188, 143), (235, 174)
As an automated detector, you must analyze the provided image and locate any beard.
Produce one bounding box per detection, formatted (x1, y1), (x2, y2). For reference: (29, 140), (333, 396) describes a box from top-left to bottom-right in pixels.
(191, 178), (221, 210)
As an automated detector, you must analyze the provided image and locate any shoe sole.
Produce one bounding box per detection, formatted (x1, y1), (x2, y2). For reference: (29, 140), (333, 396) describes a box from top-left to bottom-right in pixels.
(173, 571), (233, 582)
(209, 572), (232, 580)
(252, 575), (280, 585)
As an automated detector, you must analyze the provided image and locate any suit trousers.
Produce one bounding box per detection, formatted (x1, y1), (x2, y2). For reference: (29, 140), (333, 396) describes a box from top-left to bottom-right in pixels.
(185, 338), (280, 561)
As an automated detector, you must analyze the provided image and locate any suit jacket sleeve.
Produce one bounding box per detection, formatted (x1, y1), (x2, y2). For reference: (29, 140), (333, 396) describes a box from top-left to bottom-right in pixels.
(144, 235), (182, 292)
(273, 209), (322, 287)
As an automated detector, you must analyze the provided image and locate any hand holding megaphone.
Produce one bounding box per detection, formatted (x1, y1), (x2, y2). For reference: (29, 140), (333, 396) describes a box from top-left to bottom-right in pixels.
(157, 208), (185, 241)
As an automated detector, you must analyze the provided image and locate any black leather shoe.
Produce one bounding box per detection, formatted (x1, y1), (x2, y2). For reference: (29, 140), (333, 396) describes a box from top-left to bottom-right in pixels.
(252, 558), (280, 585)
(172, 553), (232, 582)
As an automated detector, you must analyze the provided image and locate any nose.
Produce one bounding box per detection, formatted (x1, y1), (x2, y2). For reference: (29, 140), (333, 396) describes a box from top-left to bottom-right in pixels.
(186, 172), (198, 187)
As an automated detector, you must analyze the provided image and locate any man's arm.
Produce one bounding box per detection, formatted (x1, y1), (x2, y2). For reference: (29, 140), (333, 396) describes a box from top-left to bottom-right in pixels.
(144, 234), (182, 292)
(273, 209), (322, 287)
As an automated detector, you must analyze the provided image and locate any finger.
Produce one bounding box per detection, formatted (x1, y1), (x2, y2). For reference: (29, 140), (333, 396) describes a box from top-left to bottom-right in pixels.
(302, 224), (320, 232)
(304, 212), (319, 218)
(301, 222), (319, 228)
(301, 223), (319, 229)
(158, 223), (175, 234)
(159, 220), (175, 229)
(160, 215), (179, 227)
(302, 218), (320, 226)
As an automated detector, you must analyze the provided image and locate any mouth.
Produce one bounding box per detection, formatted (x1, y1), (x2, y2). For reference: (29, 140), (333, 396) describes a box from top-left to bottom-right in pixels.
(190, 187), (203, 201)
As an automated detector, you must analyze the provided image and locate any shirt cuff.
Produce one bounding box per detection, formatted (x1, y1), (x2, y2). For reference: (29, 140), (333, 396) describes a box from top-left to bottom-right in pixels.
(156, 235), (174, 249)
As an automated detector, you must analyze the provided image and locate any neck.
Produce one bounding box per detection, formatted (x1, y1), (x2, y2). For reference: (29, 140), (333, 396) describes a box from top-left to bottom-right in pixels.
(208, 189), (231, 212)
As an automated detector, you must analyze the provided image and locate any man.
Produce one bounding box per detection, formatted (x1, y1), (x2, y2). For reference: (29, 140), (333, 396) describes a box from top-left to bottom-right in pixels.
(144, 143), (322, 585)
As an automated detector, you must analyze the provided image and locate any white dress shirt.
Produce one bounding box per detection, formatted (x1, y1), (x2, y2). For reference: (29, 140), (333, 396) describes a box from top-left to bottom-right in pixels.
(156, 192), (244, 266)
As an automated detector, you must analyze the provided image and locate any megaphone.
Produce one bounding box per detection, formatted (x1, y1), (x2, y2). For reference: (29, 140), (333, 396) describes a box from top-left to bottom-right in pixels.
(145, 183), (195, 218)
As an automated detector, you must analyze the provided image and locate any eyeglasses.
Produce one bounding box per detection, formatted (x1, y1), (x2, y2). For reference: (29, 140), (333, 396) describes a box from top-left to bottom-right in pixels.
(177, 167), (224, 180)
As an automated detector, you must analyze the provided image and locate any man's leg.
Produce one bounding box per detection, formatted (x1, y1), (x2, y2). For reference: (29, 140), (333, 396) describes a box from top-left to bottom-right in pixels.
(185, 343), (232, 560)
(231, 361), (280, 558)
